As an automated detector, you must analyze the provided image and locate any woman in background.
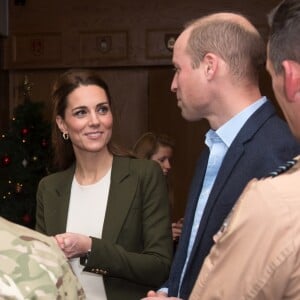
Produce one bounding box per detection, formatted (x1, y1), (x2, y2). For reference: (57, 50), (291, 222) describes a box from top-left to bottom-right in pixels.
(35, 69), (173, 300)
(133, 132), (183, 243)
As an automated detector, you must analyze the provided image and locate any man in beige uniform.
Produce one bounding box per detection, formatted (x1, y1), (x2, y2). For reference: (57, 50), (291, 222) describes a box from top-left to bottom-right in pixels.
(189, 0), (300, 298)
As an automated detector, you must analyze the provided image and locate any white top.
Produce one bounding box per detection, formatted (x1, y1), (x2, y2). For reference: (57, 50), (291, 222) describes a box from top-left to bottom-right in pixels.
(66, 168), (112, 300)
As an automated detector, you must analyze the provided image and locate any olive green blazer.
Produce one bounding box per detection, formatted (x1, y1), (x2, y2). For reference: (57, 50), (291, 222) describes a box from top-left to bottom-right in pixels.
(36, 156), (173, 300)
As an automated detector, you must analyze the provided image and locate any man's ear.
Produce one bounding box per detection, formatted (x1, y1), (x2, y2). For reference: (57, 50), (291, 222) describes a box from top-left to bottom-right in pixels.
(203, 53), (218, 79)
(282, 60), (300, 103)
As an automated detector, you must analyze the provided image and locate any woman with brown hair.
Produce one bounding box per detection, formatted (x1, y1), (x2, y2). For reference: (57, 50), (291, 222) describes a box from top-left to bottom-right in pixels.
(133, 132), (183, 243)
(35, 69), (173, 300)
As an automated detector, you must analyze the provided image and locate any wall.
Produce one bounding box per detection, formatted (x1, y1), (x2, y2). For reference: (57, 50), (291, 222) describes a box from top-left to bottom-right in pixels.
(0, 0), (279, 220)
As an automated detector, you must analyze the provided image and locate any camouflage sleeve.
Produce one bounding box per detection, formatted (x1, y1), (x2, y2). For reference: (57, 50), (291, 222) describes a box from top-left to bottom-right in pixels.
(0, 217), (85, 299)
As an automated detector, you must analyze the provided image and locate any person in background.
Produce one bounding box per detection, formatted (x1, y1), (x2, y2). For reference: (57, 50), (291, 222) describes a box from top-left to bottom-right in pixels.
(35, 69), (173, 300)
(0, 216), (85, 299)
(132, 132), (183, 243)
(133, 132), (174, 176)
(143, 10), (300, 300)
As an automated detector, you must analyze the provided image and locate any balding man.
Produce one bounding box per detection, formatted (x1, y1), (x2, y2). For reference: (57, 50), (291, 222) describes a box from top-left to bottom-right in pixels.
(143, 11), (300, 300)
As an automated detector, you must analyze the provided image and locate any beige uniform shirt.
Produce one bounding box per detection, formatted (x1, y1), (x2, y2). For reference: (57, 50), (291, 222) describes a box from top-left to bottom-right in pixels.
(190, 157), (300, 300)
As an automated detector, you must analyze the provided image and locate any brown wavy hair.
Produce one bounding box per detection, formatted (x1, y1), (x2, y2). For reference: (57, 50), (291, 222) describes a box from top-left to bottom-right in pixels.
(132, 132), (175, 159)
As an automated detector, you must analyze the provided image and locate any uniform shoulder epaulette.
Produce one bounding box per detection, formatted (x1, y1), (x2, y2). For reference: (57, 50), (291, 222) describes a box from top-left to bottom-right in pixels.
(266, 158), (298, 178)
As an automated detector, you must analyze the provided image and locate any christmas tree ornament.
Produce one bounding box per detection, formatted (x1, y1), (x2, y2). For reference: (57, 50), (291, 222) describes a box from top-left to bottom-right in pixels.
(41, 138), (48, 147)
(23, 76), (33, 103)
(21, 128), (29, 136)
(2, 155), (11, 166)
(15, 183), (23, 193)
(22, 213), (32, 225)
(22, 159), (28, 167)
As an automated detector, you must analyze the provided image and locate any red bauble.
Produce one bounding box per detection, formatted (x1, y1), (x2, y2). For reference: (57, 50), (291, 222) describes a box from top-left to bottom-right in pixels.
(2, 155), (11, 166)
(22, 213), (32, 225)
(41, 138), (48, 147)
(21, 128), (29, 136)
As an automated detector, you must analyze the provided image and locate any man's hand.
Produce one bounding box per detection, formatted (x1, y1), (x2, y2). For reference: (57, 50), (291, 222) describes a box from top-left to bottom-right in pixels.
(141, 290), (182, 299)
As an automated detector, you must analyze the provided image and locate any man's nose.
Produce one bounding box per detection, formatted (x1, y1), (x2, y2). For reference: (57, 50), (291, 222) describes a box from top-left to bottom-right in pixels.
(171, 74), (177, 93)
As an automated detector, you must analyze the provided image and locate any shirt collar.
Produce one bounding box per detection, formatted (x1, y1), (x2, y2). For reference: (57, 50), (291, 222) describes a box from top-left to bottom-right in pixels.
(206, 96), (267, 148)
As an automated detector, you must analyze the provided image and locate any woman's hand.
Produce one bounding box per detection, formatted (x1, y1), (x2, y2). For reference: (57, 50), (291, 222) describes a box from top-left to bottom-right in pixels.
(54, 232), (92, 258)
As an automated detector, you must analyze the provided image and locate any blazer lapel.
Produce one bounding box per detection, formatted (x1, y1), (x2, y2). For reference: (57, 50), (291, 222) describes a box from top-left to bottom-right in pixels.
(168, 147), (209, 296)
(102, 157), (137, 243)
(181, 147), (209, 243)
(50, 166), (74, 234)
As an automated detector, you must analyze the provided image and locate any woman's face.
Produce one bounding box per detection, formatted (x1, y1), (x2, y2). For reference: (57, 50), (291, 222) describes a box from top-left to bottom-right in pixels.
(151, 145), (173, 176)
(56, 84), (113, 155)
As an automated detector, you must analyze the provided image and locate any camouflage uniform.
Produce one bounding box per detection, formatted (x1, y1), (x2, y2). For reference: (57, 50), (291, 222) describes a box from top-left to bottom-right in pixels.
(0, 217), (85, 299)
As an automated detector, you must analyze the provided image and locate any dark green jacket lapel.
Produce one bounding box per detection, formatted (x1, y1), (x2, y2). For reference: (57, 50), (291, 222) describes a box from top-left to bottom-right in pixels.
(102, 156), (137, 243)
(49, 165), (74, 234)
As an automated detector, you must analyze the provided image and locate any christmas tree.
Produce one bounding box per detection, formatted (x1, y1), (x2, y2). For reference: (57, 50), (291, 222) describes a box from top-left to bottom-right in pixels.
(0, 77), (51, 228)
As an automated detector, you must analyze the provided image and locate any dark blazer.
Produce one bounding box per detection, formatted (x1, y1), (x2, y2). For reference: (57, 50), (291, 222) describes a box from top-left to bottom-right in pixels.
(166, 100), (300, 299)
(36, 156), (173, 300)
